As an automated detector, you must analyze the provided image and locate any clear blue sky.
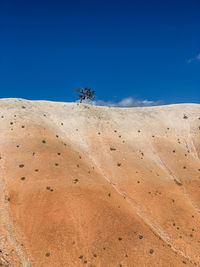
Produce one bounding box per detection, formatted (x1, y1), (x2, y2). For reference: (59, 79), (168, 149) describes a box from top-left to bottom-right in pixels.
(0, 0), (199, 104)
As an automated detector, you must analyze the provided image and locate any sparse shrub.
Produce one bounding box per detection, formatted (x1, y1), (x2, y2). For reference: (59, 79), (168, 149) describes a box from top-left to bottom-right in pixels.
(76, 88), (95, 103)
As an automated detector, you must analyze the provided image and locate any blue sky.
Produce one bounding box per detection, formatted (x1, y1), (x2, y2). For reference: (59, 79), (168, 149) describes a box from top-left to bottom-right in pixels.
(0, 0), (199, 106)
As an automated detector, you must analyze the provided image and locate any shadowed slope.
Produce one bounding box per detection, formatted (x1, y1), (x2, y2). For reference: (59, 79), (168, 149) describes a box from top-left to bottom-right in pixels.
(0, 99), (199, 266)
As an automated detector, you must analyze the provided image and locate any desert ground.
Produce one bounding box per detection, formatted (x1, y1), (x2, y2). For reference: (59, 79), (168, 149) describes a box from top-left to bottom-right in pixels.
(0, 98), (199, 267)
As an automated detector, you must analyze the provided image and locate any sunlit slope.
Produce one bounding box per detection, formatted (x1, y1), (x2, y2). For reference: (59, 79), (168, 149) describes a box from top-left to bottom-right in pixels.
(0, 99), (199, 267)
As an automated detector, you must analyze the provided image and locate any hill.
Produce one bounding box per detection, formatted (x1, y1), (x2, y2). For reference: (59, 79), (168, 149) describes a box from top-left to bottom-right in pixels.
(0, 98), (200, 266)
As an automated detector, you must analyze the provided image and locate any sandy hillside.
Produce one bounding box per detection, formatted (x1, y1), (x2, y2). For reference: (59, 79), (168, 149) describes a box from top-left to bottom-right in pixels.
(0, 98), (200, 267)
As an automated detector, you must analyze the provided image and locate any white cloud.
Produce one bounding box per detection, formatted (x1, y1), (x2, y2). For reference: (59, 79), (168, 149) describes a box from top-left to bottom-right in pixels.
(186, 58), (193, 64)
(186, 52), (200, 63)
(79, 97), (163, 107)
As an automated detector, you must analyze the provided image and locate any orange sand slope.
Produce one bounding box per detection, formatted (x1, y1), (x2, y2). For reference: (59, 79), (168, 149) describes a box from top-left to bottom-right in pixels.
(0, 98), (200, 267)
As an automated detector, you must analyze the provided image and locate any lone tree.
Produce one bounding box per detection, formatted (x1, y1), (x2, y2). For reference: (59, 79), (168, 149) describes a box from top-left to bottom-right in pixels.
(76, 88), (95, 103)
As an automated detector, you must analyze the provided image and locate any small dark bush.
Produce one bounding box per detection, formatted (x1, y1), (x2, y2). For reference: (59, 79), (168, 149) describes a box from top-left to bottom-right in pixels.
(19, 164), (24, 168)
(149, 249), (154, 254)
(174, 179), (182, 186)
